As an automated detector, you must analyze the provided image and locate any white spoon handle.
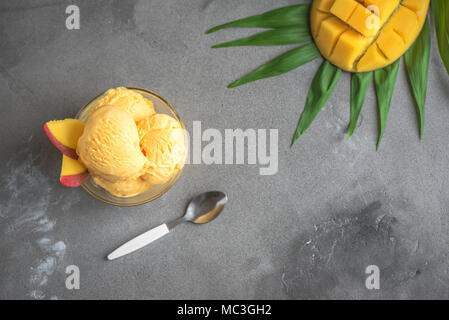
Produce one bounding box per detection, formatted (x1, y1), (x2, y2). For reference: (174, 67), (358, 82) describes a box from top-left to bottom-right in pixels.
(107, 224), (170, 260)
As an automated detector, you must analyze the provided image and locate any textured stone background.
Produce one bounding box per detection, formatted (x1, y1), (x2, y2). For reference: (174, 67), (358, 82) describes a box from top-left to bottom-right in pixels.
(1, 0), (449, 299)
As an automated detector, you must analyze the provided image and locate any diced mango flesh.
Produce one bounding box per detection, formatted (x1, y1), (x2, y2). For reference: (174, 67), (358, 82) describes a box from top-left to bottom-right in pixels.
(310, 0), (430, 72)
(364, 0), (401, 23)
(315, 17), (348, 57)
(401, 0), (429, 19)
(330, 0), (359, 23)
(310, 10), (330, 37)
(315, 0), (335, 12)
(332, 29), (371, 71)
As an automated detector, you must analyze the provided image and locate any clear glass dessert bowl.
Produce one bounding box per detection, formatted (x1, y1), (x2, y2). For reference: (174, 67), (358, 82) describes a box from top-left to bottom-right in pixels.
(76, 87), (185, 206)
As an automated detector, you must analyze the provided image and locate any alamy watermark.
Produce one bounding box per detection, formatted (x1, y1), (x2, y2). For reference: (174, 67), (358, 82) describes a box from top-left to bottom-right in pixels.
(65, 265), (80, 290)
(365, 5), (380, 30)
(65, 5), (80, 30)
(184, 121), (278, 176)
(365, 265), (380, 290)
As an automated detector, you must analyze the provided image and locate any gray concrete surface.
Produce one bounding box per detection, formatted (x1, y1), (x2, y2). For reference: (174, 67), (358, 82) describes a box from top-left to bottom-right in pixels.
(1, 0), (449, 300)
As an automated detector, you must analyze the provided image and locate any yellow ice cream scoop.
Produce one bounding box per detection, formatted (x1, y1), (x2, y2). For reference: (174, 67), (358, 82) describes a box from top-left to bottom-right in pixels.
(136, 112), (181, 141)
(139, 114), (186, 185)
(310, 0), (430, 72)
(77, 105), (149, 181)
(90, 87), (155, 121)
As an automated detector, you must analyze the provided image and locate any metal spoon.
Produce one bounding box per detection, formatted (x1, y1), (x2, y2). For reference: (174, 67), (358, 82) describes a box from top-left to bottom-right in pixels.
(107, 191), (227, 260)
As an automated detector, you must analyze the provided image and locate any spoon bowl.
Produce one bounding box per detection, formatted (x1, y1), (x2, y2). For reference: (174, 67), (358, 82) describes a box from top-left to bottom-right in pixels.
(187, 191), (227, 224)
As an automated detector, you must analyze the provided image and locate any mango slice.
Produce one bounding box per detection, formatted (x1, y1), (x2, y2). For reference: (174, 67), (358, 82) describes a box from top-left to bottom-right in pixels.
(60, 155), (89, 187)
(43, 119), (85, 159)
(310, 0), (430, 72)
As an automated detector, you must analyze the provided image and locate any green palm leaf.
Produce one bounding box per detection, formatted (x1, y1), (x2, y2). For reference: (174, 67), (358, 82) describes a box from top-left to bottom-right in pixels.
(374, 60), (400, 150)
(205, 4), (310, 34)
(292, 61), (342, 146)
(432, 0), (449, 76)
(206, 2), (442, 149)
(228, 44), (321, 88)
(349, 72), (372, 139)
(212, 25), (312, 48)
(405, 19), (430, 138)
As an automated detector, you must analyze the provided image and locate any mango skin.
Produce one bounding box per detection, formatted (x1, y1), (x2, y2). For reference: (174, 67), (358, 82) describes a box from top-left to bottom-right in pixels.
(310, 0), (430, 72)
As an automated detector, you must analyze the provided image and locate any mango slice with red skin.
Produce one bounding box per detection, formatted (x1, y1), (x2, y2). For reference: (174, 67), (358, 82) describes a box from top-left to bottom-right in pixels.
(43, 119), (85, 159)
(60, 155), (89, 187)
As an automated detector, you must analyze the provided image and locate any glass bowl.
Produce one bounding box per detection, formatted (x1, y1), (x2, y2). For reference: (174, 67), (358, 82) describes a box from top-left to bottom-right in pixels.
(75, 87), (185, 206)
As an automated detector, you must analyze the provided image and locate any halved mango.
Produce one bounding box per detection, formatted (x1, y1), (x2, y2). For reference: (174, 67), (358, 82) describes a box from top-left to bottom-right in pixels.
(311, 0), (430, 72)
